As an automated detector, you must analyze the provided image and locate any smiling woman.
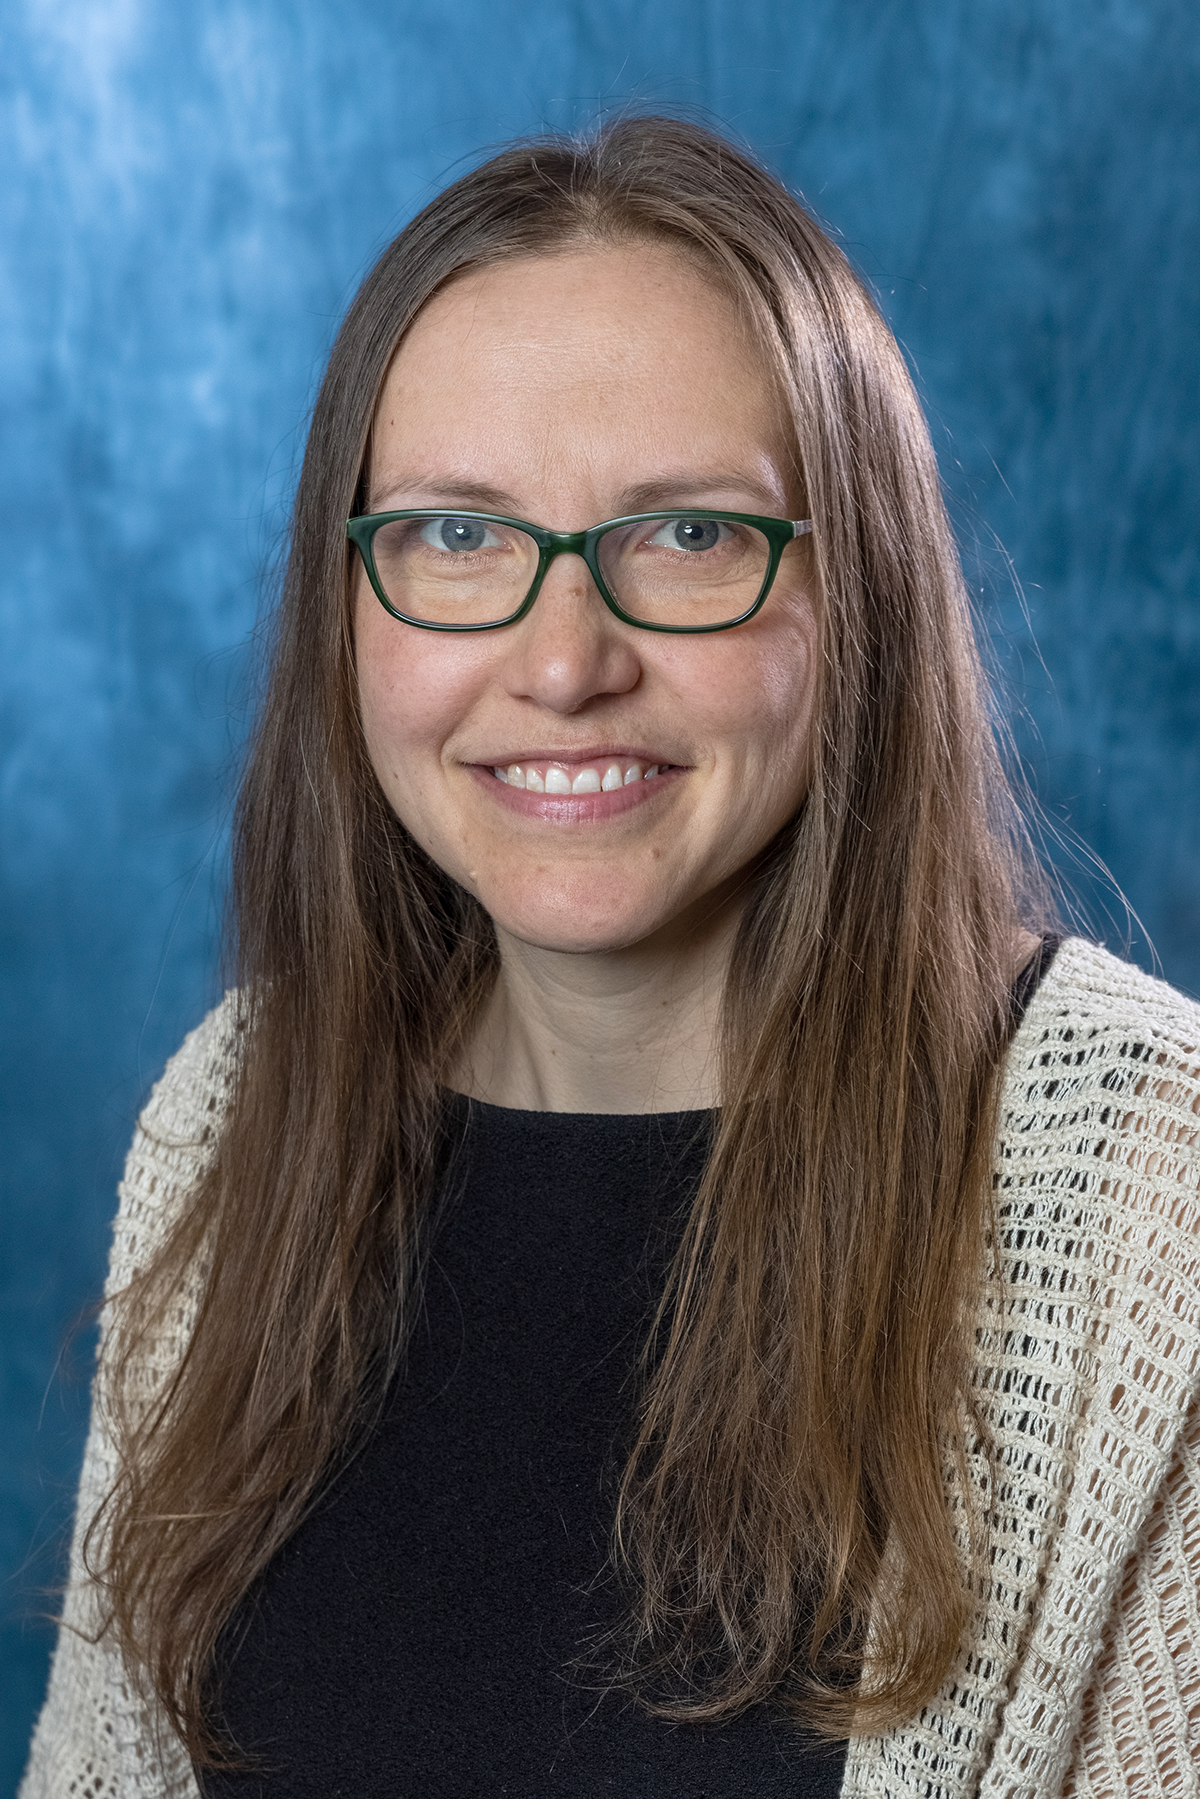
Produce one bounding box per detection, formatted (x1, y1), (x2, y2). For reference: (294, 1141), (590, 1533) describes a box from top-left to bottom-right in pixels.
(22, 119), (1200, 1798)
(354, 245), (822, 1102)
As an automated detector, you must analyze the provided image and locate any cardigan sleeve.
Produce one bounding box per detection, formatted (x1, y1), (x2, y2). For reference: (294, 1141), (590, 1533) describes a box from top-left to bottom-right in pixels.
(1060, 998), (1200, 1799)
(1063, 1331), (1200, 1797)
(20, 998), (239, 1799)
(843, 939), (1200, 1799)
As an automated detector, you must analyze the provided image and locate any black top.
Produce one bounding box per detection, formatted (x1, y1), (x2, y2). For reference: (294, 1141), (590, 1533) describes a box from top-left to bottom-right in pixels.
(204, 1105), (847, 1797)
(203, 936), (1061, 1798)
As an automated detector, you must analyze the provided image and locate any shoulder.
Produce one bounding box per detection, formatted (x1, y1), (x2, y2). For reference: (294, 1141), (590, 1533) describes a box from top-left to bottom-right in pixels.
(138, 988), (245, 1143)
(999, 937), (1200, 1204)
(1003, 934), (1200, 1110)
(108, 991), (245, 1297)
(995, 936), (1200, 1342)
(995, 934), (1199, 1321)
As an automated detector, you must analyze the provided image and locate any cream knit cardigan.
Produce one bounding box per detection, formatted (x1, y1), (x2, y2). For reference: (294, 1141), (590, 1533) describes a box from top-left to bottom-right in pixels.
(21, 937), (1200, 1798)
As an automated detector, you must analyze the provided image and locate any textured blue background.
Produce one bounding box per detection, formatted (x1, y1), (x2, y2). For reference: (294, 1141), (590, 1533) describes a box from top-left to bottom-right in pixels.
(3, 0), (1197, 1781)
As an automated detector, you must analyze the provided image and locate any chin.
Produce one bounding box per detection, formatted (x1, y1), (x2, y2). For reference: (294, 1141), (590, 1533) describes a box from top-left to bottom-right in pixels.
(505, 917), (667, 957)
(484, 892), (675, 958)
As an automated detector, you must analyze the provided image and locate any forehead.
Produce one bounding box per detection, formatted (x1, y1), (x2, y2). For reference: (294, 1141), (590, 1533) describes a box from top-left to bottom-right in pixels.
(367, 244), (792, 512)
(391, 241), (762, 379)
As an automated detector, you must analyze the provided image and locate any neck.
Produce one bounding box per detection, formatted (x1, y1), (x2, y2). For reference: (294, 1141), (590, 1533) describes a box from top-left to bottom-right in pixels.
(451, 900), (744, 1114)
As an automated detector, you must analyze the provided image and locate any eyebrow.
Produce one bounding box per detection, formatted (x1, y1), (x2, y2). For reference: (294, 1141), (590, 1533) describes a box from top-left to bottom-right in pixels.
(366, 471), (789, 519)
(367, 476), (517, 513)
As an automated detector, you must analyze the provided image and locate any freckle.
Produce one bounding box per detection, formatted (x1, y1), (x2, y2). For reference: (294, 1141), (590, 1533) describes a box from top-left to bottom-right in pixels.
(651, 846), (662, 860)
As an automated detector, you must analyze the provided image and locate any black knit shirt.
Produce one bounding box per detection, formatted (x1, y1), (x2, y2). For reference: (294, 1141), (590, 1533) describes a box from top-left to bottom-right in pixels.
(205, 1104), (847, 1797)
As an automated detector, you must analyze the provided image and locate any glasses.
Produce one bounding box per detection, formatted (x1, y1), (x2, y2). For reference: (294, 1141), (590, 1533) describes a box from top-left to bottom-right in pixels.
(346, 509), (813, 634)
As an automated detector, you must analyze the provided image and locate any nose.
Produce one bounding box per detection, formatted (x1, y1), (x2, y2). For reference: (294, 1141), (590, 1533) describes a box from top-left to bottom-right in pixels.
(497, 549), (642, 714)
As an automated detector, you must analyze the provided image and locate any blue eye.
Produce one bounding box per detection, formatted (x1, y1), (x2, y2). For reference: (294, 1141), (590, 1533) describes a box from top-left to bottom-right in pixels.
(647, 518), (727, 552)
(418, 516), (497, 552)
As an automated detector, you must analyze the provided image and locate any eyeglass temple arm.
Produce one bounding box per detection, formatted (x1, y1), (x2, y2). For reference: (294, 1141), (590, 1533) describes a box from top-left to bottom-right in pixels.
(793, 520), (813, 537)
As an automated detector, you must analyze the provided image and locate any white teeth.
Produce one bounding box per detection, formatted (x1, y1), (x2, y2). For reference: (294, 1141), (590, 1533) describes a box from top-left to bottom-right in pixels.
(494, 758), (667, 793)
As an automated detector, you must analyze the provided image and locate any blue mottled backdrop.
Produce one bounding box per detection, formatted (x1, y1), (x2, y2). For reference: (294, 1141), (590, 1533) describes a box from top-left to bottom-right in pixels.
(2, 0), (1197, 1781)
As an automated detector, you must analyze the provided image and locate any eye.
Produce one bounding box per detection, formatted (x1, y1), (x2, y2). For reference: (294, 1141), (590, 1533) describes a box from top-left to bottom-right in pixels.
(417, 516), (502, 553)
(646, 518), (730, 553)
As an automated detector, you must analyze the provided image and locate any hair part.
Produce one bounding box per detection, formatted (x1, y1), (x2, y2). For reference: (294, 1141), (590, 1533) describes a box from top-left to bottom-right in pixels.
(90, 115), (1051, 1759)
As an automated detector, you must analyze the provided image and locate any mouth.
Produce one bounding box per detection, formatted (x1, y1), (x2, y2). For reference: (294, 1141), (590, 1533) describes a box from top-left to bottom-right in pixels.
(490, 755), (672, 794)
(468, 752), (686, 820)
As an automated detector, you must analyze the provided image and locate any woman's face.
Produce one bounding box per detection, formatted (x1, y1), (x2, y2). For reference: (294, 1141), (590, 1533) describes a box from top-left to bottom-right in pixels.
(354, 243), (820, 957)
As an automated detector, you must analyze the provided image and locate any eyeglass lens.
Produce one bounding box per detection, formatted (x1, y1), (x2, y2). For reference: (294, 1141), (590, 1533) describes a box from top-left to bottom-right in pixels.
(367, 514), (774, 627)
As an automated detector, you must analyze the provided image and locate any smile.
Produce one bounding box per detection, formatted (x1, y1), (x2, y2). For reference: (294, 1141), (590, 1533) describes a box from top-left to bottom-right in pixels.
(472, 755), (683, 822)
(492, 757), (665, 793)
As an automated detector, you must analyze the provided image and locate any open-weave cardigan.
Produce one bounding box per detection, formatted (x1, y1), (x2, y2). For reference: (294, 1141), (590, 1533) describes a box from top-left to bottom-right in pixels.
(21, 937), (1200, 1797)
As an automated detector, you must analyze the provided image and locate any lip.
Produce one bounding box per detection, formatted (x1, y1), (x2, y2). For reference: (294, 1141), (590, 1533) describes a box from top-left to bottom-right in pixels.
(466, 758), (685, 822)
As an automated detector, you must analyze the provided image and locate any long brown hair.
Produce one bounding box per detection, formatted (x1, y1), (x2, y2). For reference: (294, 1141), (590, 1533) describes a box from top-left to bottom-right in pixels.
(92, 116), (1048, 1758)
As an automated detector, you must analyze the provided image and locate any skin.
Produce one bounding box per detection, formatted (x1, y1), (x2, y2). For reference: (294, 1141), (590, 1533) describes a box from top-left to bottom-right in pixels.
(353, 243), (823, 1113)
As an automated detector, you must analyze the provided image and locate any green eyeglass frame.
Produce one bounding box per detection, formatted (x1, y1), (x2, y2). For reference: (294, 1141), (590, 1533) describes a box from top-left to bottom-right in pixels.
(345, 508), (813, 634)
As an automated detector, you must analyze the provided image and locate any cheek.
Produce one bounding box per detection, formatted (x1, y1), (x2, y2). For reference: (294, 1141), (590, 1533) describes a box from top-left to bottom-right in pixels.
(354, 590), (466, 802)
(755, 593), (821, 771)
(679, 605), (819, 783)
(755, 634), (818, 754)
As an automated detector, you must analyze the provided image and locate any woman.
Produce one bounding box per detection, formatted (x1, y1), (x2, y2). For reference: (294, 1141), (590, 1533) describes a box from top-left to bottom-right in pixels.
(23, 118), (1200, 1797)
